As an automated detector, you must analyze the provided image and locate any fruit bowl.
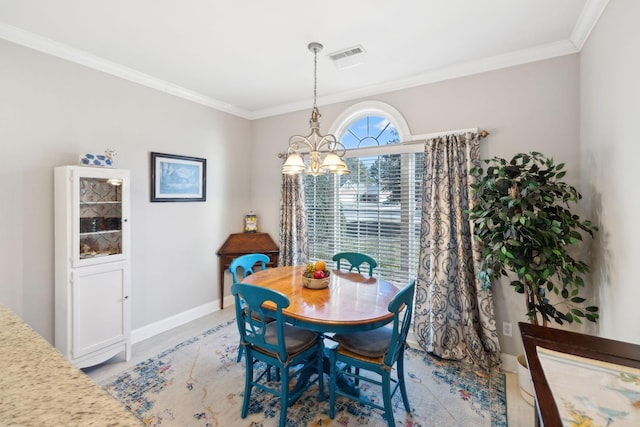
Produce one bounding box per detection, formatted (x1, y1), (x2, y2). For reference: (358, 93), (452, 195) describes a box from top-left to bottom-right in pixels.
(303, 260), (331, 289)
(302, 275), (329, 289)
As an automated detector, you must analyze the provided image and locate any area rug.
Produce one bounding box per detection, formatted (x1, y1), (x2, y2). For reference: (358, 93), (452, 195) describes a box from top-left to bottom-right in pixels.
(100, 319), (507, 426)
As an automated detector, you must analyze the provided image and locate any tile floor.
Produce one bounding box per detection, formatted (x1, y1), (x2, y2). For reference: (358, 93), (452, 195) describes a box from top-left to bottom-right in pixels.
(85, 308), (535, 427)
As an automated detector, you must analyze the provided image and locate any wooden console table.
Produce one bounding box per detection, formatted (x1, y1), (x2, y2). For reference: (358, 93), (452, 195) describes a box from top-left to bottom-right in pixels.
(216, 232), (279, 309)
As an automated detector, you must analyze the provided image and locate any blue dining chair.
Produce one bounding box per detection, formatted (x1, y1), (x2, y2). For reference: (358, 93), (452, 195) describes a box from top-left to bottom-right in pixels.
(229, 253), (271, 362)
(229, 253), (270, 283)
(231, 282), (325, 427)
(332, 252), (377, 276)
(328, 279), (416, 427)
(331, 251), (378, 381)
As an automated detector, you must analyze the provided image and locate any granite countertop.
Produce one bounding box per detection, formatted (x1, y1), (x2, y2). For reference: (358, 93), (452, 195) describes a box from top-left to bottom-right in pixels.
(0, 304), (141, 426)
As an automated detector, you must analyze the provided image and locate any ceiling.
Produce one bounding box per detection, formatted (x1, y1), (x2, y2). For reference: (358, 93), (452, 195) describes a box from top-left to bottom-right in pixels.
(0, 0), (608, 120)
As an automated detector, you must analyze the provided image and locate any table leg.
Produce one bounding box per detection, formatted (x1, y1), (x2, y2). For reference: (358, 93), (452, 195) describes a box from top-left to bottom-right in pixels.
(292, 348), (359, 399)
(219, 263), (224, 310)
(326, 357), (360, 397)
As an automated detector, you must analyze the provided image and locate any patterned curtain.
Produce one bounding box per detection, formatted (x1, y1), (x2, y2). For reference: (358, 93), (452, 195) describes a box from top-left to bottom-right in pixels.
(414, 133), (501, 370)
(278, 173), (308, 266)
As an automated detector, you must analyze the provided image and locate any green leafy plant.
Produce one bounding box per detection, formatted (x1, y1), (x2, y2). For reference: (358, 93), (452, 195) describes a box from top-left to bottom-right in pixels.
(468, 152), (599, 326)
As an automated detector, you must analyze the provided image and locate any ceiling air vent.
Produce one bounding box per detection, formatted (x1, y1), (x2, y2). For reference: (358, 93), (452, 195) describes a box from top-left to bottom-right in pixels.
(328, 45), (366, 70)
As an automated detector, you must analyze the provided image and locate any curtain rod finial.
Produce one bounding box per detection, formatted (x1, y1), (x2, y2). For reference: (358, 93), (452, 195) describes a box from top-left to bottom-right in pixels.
(479, 130), (489, 138)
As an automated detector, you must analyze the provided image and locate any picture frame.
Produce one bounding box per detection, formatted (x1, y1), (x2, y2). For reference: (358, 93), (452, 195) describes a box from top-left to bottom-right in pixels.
(150, 152), (206, 202)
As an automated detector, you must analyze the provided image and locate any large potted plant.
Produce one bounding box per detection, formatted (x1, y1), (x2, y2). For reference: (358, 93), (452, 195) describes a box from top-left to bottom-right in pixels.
(467, 151), (598, 402)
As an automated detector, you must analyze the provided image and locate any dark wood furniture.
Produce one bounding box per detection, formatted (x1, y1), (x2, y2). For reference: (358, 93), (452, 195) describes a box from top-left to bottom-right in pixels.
(241, 265), (400, 334)
(216, 232), (279, 309)
(519, 322), (640, 427)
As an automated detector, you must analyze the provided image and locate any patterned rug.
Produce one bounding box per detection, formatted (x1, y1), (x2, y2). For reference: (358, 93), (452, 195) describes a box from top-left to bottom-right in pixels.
(100, 319), (507, 426)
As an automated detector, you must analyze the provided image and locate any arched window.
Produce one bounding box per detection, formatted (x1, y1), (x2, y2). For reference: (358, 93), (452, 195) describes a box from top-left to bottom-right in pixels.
(305, 101), (422, 285)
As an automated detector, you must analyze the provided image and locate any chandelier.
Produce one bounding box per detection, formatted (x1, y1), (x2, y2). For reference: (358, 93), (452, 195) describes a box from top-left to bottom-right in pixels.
(281, 42), (350, 176)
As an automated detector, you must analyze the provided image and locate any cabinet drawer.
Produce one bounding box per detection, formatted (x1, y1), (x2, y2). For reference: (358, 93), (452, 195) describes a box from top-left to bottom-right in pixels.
(222, 253), (278, 268)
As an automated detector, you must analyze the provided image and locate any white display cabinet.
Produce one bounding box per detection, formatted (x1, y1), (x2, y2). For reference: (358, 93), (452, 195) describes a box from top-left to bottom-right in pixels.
(54, 166), (131, 368)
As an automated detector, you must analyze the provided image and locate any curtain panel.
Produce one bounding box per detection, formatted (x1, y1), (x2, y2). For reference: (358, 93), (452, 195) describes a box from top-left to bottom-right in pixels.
(279, 173), (309, 266)
(414, 133), (501, 370)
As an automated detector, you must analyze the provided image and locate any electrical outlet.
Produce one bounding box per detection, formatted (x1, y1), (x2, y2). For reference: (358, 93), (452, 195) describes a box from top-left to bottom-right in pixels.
(502, 322), (512, 337)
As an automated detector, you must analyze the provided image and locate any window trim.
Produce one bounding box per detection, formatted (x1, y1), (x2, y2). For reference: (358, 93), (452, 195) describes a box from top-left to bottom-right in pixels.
(329, 101), (412, 144)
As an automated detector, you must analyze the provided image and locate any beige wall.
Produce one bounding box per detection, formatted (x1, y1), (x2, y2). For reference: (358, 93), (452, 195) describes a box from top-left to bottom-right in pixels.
(253, 54), (582, 357)
(580, 0), (640, 345)
(0, 39), (253, 342)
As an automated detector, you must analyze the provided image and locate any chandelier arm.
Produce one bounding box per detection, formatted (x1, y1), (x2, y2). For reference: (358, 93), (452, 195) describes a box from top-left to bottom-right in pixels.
(329, 141), (348, 157)
(287, 132), (318, 153)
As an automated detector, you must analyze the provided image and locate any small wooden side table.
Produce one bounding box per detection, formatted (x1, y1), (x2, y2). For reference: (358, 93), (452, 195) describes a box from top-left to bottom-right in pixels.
(216, 232), (279, 309)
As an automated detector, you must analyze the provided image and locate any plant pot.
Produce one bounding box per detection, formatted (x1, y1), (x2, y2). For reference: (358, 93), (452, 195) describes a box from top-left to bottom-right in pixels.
(517, 354), (535, 406)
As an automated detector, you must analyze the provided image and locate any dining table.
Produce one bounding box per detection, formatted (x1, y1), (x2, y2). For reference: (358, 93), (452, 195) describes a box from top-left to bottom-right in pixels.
(241, 264), (403, 397)
(240, 265), (401, 334)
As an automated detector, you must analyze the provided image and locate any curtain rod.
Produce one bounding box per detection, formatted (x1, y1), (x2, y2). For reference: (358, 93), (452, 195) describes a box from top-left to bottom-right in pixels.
(344, 128), (490, 156)
(405, 128), (489, 145)
(277, 128), (489, 158)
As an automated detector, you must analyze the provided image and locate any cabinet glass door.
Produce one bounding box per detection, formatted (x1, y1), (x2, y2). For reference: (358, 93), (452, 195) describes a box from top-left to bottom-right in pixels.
(78, 177), (123, 260)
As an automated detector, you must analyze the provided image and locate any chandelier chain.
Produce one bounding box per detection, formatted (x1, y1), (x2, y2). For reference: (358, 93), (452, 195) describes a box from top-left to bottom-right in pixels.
(313, 47), (318, 110)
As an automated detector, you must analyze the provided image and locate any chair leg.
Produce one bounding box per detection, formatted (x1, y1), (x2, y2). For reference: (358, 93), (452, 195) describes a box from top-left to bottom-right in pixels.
(397, 348), (411, 412)
(266, 366), (281, 382)
(328, 351), (337, 419)
(237, 344), (244, 362)
(279, 368), (289, 427)
(381, 370), (396, 427)
(317, 344), (325, 401)
(241, 354), (253, 419)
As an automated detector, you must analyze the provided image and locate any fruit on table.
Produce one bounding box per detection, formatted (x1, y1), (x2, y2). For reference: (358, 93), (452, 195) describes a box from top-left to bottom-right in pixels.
(304, 261), (330, 279)
(313, 270), (325, 279)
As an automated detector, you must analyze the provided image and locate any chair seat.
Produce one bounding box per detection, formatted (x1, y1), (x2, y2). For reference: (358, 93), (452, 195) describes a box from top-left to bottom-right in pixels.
(333, 327), (391, 358)
(264, 323), (319, 354)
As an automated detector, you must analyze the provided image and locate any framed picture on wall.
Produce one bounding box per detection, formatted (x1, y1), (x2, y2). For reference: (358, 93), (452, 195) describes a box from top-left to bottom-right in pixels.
(150, 152), (206, 202)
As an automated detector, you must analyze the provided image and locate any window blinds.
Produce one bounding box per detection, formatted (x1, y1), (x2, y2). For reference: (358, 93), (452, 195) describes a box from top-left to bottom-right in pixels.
(305, 146), (423, 286)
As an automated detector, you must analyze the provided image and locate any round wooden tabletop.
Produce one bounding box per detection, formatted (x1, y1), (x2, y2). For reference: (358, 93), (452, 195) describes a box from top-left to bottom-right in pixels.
(241, 265), (401, 333)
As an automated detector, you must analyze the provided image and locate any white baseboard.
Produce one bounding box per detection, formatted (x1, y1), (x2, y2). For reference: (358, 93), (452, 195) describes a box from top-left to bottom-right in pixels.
(131, 300), (220, 344)
(222, 294), (235, 309)
(501, 352), (519, 373)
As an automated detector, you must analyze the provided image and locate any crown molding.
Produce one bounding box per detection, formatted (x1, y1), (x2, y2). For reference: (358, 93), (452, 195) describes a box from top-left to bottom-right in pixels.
(0, 22), (253, 119)
(570, 0), (609, 50)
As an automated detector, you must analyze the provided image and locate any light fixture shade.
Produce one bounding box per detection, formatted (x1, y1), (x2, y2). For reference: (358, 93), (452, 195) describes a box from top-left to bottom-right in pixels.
(320, 152), (350, 174)
(282, 153), (306, 175)
(333, 158), (350, 174)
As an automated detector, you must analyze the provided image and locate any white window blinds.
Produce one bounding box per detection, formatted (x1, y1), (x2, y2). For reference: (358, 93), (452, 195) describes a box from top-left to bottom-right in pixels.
(305, 145), (423, 286)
